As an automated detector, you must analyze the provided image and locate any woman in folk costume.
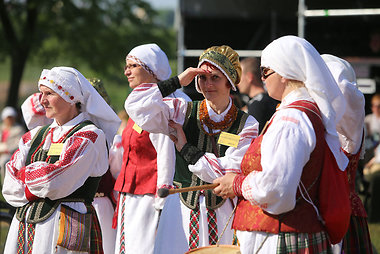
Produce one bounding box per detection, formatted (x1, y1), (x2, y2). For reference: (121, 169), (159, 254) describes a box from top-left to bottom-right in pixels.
(2, 66), (120, 254)
(125, 45), (258, 253)
(322, 54), (374, 254)
(20, 78), (119, 254)
(0, 106), (25, 178)
(113, 43), (191, 254)
(213, 36), (349, 253)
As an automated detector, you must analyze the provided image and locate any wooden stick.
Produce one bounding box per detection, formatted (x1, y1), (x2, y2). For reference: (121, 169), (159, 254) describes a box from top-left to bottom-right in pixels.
(157, 183), (219, 198)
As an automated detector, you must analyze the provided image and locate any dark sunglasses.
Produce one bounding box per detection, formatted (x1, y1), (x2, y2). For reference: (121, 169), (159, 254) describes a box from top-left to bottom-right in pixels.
(260, 67), (275, 80)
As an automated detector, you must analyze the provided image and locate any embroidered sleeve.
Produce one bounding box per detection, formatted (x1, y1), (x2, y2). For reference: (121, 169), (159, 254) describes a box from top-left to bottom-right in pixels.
(24, 128), (108, 200)
(2, 128), (41, 207)
(242, 108), (316, 215)
(188, 115), (258, 183)
(125, 82), (189, 135)
(233, 174), (246, 197)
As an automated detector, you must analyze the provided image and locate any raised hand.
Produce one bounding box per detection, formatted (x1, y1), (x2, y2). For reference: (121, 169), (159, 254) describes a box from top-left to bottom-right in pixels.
(178, 67), (210, 87)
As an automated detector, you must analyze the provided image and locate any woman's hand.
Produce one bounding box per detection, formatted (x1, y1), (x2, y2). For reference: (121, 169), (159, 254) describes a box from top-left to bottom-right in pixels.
(213, 173), (237, 199)
(178, 67), (210, 87)
(168, 120), (187, 151)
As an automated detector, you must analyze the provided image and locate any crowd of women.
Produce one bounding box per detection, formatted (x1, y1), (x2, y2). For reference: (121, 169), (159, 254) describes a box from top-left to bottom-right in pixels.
(0, 35), (374, 254)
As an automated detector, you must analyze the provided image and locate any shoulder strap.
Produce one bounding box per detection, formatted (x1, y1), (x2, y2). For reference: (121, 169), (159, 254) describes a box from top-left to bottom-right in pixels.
(182, 101), (195, 129)
(26, 125), (50, 166)
(27, 120), (95, 165)
(61, 120), (94, 143)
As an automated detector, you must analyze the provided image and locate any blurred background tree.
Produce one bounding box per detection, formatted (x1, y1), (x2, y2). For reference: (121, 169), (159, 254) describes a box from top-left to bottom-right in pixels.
(0, 0), (176, 108)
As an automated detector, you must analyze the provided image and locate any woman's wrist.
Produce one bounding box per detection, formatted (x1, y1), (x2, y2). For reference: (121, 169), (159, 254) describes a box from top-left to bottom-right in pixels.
(157, 76), (181, 97)
(180, 143), (205, 165)
(233, 174), (246, 197)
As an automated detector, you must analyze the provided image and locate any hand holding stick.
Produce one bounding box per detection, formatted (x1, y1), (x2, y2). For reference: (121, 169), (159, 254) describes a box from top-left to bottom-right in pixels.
(157, 183), (219, 198)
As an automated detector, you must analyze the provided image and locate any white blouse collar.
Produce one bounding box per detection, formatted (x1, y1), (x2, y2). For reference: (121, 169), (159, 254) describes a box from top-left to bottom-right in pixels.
(205, 97), (232, 122)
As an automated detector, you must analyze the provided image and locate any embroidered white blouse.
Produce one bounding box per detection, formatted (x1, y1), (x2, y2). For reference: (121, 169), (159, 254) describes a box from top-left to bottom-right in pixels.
(242, 87), (319, 215)
(125, 83), (259, 183)
(2, 113), (108, 208)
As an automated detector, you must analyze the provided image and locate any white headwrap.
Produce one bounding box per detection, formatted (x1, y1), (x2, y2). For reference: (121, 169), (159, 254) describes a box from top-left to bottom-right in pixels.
(21, 93), (53, 130)
(322, 54), (365, 155)
(261, 35), (348, 170)
(126, 43), (171, 81)
(38, 66), (121, 146)
(1, 106), (17, 121)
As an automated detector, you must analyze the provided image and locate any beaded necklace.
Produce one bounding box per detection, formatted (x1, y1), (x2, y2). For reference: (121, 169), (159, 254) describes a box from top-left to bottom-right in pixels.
(199, 99), (238, 136)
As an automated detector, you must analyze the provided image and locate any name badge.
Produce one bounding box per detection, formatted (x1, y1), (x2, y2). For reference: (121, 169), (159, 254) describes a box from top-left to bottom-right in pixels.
(133, 123), (143, 134)
(217, 132), (240, 148)
(47, 143), (64, 156)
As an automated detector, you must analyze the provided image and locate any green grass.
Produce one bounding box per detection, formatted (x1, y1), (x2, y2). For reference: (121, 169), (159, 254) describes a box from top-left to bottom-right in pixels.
(369, 223), (380, 253)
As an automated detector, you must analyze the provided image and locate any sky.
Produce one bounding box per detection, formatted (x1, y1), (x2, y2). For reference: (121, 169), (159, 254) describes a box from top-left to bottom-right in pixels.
(143, 0), (177, 10)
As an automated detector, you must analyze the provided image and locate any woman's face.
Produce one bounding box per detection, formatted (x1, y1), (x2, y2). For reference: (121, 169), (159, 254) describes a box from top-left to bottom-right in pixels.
(40, 85), (78, 125)
(198, 63), (231, 103)
(261, 67), (285, 101)
(124, 60), (158, 89)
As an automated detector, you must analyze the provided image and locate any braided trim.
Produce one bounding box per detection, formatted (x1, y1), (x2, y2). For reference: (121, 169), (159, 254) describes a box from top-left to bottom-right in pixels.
(126, 55), (159, 81)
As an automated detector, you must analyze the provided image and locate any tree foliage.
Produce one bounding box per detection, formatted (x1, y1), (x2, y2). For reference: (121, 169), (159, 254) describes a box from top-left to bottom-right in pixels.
(0, 0), (175, 107)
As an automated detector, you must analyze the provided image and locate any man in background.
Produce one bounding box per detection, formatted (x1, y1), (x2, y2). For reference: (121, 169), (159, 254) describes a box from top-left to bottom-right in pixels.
(238, 57), (278, 133)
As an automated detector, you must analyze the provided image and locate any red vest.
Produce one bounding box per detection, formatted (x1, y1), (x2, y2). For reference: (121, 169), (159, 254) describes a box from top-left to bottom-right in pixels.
(344, 150), (367, 217)
(114, 118), (157, 195)
(233, 100), (325, 233)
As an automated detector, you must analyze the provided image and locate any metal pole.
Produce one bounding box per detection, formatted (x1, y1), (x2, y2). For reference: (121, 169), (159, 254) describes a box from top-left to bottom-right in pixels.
(304, 8), (380, 17)
(176, 0), (185, 74)
(298, 0), (305, 38)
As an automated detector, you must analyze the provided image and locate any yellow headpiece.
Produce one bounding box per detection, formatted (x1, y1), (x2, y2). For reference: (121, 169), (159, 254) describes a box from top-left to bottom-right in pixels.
(196, 45), (241, 92)
(88, 78), (111, 105)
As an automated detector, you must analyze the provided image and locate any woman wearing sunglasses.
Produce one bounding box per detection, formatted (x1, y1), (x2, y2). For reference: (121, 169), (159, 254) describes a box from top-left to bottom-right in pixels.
(213, 36), (349, 253)
(125, 45), (258, 253)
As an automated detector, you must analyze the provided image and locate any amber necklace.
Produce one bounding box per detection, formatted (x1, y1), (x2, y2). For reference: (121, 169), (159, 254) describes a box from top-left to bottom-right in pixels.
(199, 99), (237, 136)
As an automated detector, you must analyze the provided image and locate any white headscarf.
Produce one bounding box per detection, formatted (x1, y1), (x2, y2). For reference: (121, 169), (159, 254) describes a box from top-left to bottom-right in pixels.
(322, 54), (365, 155)
(1, 106), (17, 121)
(38, 66), (121, 146)
(126, 43), (171, 81)
(261, 35), (348, 170)
(21, 93), (53, 130)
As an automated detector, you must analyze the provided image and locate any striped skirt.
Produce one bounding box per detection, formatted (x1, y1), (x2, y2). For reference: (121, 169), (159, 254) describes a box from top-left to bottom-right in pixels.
(276, 231), (332, 254)
(342, 216), (373, 254)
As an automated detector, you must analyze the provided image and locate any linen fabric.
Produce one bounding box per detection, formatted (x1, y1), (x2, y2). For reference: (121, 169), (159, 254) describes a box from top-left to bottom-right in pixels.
(126, 43), (172, 81)
(2, 113), (108, 253)
(261, 35), (348, 170)
(322, 54), (365, 155)
(124, 78), (258, 252)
